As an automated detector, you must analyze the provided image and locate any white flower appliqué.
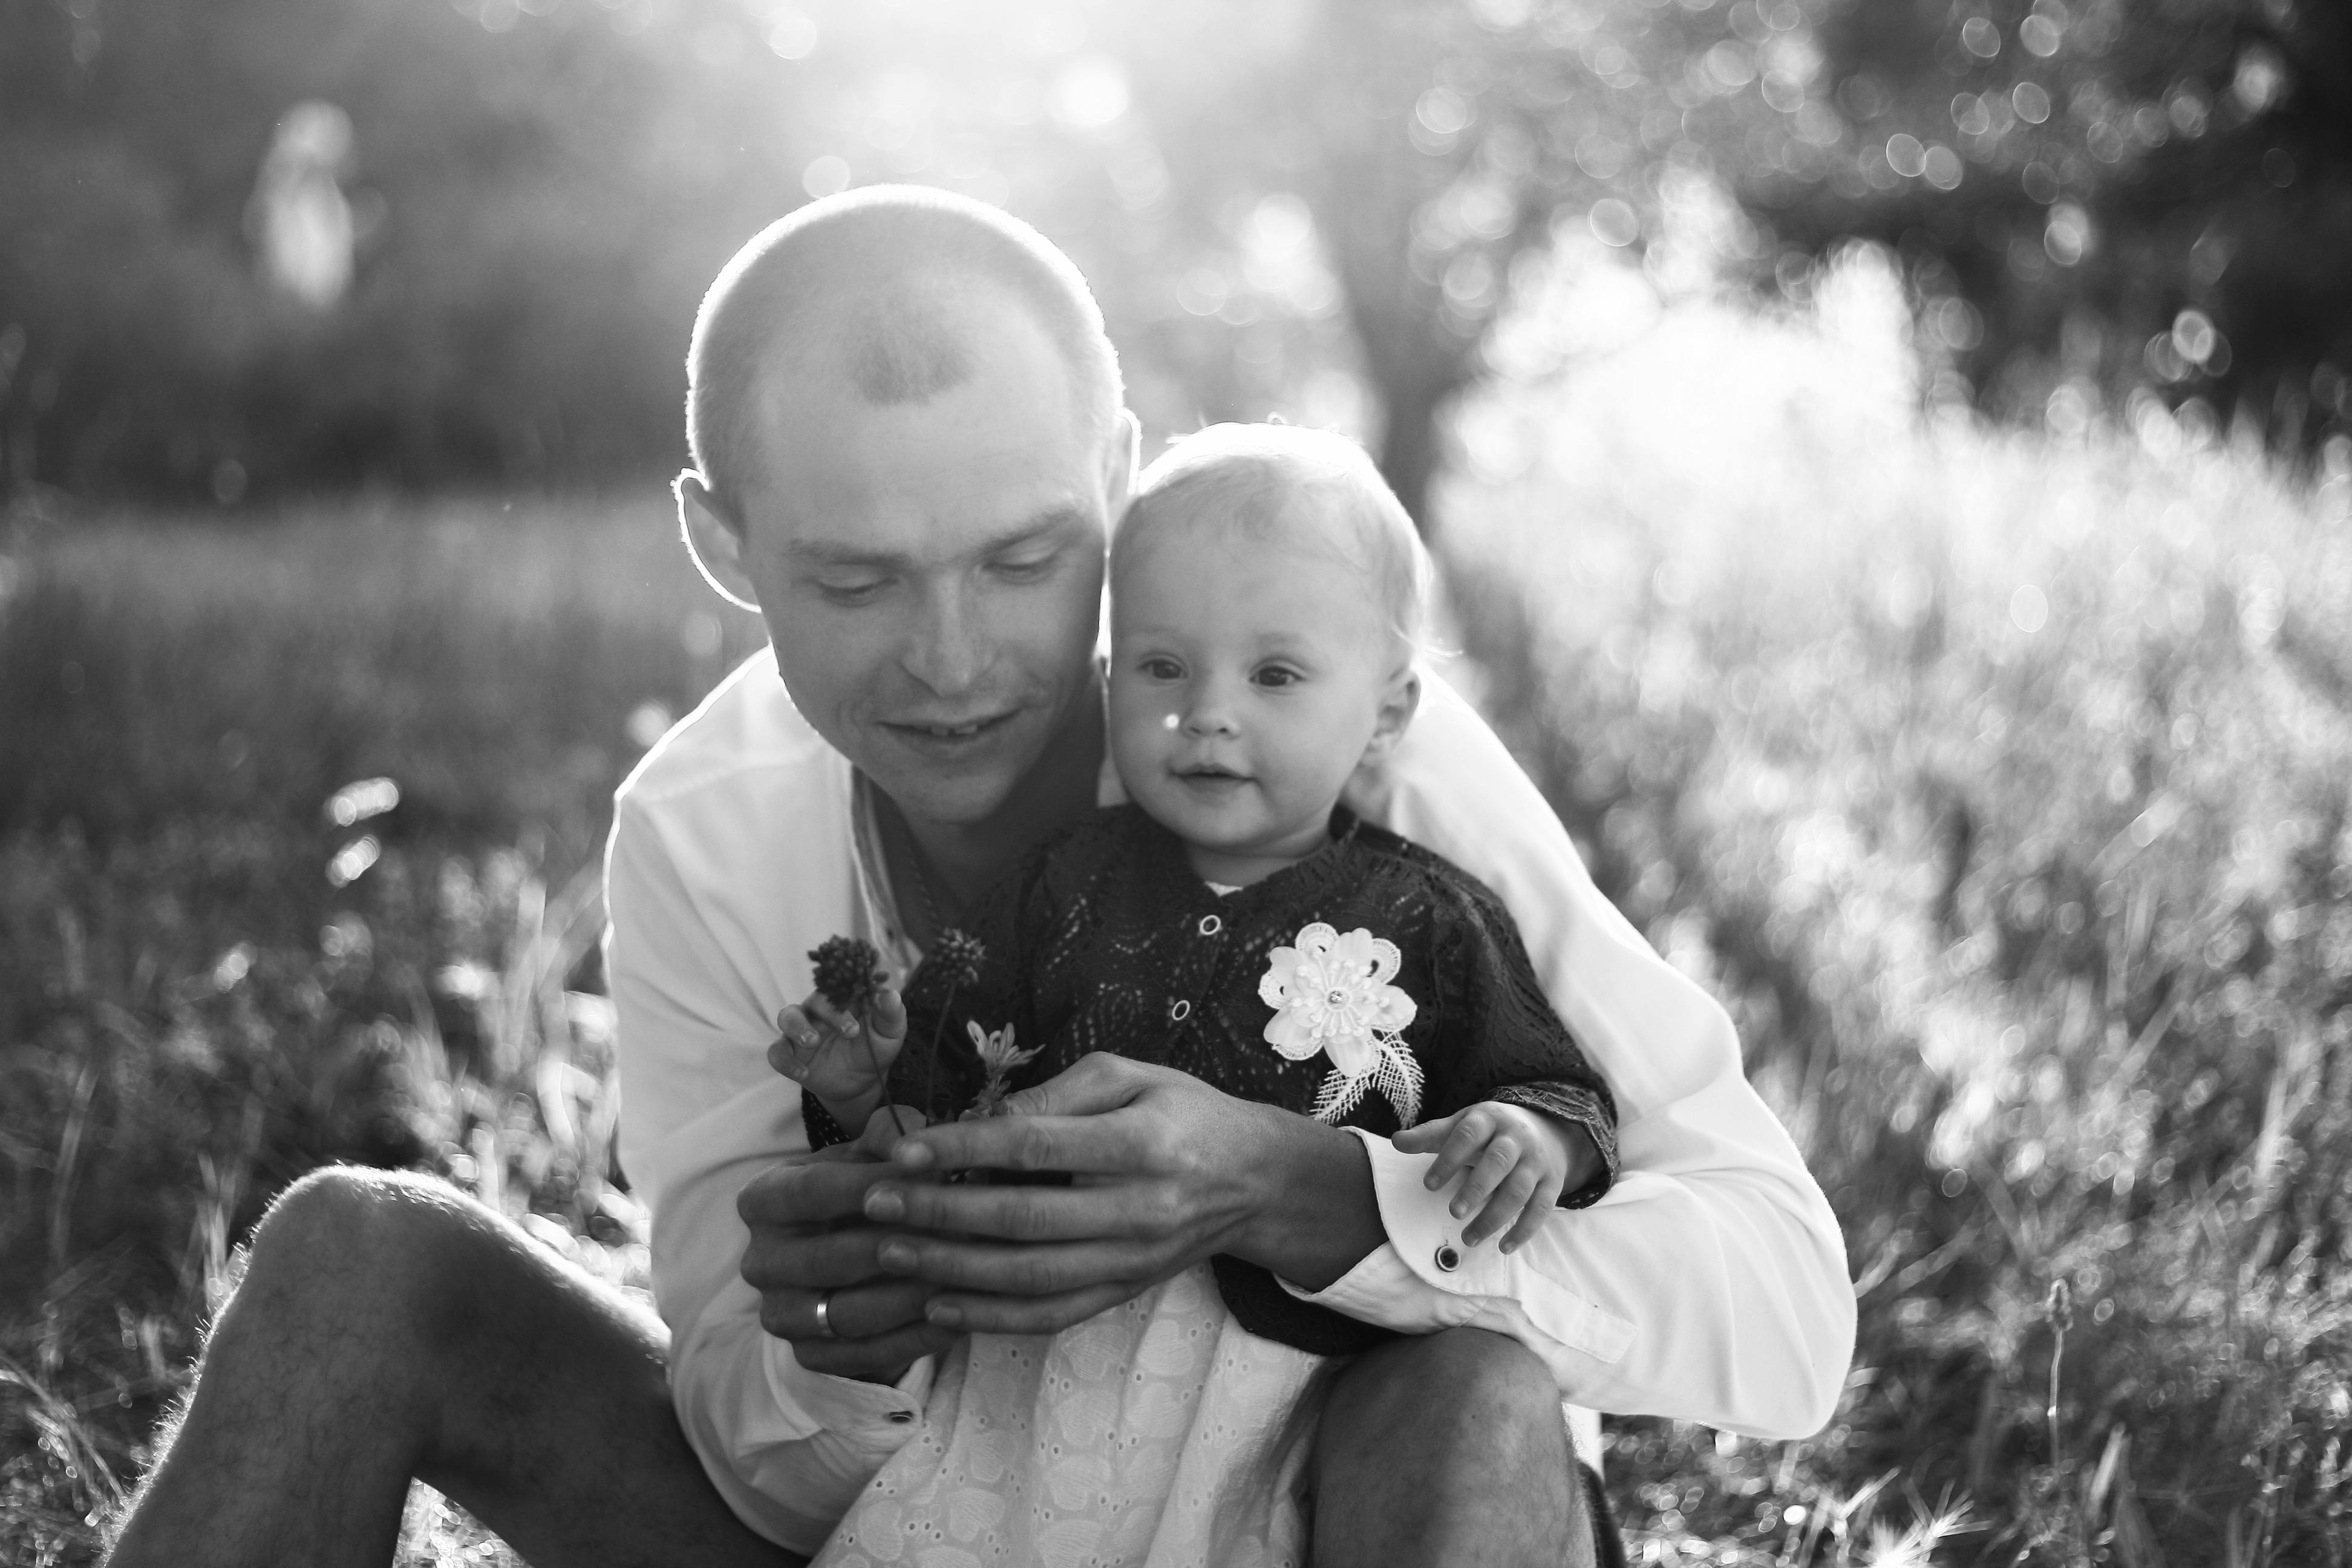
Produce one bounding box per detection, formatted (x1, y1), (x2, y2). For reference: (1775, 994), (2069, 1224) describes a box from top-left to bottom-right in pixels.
(1258, 922), (1423, 1126)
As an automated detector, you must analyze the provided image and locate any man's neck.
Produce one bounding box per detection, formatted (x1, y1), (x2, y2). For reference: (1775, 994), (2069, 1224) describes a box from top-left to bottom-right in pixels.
(894, 673), (1106, 916)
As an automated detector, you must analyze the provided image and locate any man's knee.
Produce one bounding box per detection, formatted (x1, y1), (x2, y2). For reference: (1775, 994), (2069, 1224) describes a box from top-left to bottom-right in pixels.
(237, 1166), (508, 1361)
(1331, 1328), (1568, 1457)
(1315, 1331), (1592, 1567)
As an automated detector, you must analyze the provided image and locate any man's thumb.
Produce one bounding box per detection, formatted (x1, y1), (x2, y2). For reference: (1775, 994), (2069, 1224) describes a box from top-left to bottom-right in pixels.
(996, 1051), (1143, 1120)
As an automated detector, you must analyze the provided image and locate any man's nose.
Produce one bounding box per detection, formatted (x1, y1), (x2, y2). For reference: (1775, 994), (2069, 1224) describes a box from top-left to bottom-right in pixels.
(901, 581), (988, 696)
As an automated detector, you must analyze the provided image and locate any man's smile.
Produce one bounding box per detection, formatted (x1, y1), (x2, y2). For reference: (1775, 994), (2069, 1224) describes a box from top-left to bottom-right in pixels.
(881, 710), (1022, 751)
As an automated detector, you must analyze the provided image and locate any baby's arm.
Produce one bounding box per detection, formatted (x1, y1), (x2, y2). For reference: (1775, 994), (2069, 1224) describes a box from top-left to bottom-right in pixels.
(1394, 1102), (1588, 1252)
(768, 985), (908, 1139)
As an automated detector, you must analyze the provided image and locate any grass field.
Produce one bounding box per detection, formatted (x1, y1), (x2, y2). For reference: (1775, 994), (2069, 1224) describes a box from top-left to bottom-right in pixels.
(5, 264), (2351, 1564)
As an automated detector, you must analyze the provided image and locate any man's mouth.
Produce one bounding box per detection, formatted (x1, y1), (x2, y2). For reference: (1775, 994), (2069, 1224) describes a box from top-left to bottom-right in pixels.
(886, 712), (1016, 745)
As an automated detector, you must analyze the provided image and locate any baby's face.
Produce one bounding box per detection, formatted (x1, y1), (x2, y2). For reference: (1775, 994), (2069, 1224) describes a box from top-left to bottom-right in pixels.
(1108, 506), (1403, 874)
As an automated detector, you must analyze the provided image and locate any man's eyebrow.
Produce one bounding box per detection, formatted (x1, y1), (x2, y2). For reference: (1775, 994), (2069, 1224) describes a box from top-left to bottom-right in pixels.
(784, 506), (1093, 569)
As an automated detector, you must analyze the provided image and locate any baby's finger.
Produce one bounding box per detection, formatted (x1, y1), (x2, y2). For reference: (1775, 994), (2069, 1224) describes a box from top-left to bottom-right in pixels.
(1499, 1171), (1566, 1255)
(866, 986), (907, 1045)
(1447, 1131), (1520, 1223)
(767, 1006), (824, 1079)
(1425, 1108), (1496, 1191)
(807, 993), (861, 1039)
(1396, 1111), (1459, 1164)
(1465, 1164), (1541, 1249)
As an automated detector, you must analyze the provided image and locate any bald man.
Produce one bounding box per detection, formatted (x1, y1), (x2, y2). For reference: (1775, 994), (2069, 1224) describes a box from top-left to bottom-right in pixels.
(106, 189), (1850, 1568)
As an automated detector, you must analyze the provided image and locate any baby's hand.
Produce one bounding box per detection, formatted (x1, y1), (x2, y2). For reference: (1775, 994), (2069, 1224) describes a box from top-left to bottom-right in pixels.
(1394, 1102), (1581, 1253)
(768, 985), (907, 1119)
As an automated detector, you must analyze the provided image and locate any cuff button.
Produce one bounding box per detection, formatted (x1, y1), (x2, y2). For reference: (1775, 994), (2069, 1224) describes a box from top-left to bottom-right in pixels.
(887, 1410), (914, 1424)
(1434, 1244), (1462, 1272)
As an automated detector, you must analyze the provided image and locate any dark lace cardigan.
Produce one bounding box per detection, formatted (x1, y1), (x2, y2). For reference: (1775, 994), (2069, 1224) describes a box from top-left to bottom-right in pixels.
(809, 803), (1619, 1356)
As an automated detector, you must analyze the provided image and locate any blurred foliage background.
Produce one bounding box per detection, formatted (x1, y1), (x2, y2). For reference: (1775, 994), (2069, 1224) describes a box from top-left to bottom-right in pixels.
(7, 0), (2352, 1563)
(4, 0), (2347, 515)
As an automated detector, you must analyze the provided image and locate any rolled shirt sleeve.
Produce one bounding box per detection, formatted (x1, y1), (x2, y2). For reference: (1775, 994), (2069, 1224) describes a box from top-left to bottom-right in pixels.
(606, 659), (935, 1553)
(1299, 666), (1857, 1440)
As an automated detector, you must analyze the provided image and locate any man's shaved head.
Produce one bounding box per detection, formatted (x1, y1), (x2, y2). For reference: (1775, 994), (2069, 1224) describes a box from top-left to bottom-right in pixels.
(686, 185), (1125, 520)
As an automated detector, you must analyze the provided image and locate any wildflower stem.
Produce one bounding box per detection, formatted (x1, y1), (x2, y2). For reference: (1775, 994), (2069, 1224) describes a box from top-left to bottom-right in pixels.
(921, 982), (959, 1124)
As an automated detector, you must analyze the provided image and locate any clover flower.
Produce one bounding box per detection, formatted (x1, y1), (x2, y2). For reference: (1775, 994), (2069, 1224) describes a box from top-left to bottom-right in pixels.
(930, 928), (986, 990)
(809, 935), (884, 1014)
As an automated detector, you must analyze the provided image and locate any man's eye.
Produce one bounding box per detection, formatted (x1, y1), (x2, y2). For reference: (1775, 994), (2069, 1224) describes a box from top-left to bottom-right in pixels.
(815, 578), (887, 605)
(992, 551), (1059, 581)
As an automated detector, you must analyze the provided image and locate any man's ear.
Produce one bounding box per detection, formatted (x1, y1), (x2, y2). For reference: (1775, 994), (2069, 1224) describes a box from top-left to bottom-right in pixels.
(676, 471), (761, 612)
(1100, 408), (1142, 525)
(1359, 666), (1422, 770)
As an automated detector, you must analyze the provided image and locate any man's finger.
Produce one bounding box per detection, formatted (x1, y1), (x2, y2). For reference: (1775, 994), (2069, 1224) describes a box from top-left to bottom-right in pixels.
(738, 1157), (900, 1227)
(787, 1321), (964, 1382)
(888, 1106), (1173, 1177)
(870, 1235), (1166, 1296)
(741, 1225), (901, 1292)
(861, 1177), (1151, 1242)
(990, 1051), (1153, 1121)
(923, 1280), (1148, 1337)
(754, 1278), (938, 1342)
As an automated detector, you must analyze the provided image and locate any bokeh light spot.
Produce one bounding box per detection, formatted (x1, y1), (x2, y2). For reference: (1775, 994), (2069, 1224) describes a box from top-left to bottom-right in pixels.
(1050, 56), (1129, 130)
(801, 154), (851, 198)
(1589, 198), (1640, 247)
(766, 10), (817, 60)
(2010, 583), (2049, 633)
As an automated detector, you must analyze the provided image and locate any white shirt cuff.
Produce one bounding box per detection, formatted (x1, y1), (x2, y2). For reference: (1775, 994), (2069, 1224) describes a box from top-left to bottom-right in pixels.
(1278, 1129), (1635, 1365)
(760, 1334), (936, 1439)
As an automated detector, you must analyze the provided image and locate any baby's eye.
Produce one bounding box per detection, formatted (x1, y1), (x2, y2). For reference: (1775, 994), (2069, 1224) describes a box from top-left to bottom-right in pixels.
(1138, 656), (1185, 681)
(1252, 665), (1303, 690)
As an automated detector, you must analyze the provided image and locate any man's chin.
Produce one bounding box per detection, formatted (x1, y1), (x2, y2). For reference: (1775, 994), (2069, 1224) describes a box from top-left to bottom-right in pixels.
(861, 751), (1028, 832)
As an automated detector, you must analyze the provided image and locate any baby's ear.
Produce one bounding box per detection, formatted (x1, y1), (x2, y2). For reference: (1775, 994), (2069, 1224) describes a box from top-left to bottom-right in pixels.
(1359, 667), (1422, 768)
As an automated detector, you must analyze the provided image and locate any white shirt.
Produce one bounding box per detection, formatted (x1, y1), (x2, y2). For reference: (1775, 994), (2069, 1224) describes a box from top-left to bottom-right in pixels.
(605, 648), (1855, 1553)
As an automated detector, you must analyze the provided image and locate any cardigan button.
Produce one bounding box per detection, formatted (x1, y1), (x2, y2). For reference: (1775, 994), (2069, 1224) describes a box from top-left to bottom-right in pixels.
(1197, 914), (1223, 937)
(1434, 1244), (1462, 1273)
(887, 1410), (913, 1424)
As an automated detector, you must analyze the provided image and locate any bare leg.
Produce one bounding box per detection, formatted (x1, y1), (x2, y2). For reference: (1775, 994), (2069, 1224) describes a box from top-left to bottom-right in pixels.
(1311, 1328), (1595, 1568)
(106, 1167), (795, 1568)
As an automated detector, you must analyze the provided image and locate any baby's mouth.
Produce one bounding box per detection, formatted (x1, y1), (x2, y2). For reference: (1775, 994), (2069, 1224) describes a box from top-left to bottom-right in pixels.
(1177, 763), (1250, 785)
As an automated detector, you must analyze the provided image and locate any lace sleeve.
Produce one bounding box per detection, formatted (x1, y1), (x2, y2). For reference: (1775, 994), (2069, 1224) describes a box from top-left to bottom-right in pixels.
(1423, 872), (1622, 1207)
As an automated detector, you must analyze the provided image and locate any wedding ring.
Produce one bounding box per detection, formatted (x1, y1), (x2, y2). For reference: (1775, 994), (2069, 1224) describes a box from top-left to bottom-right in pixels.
(812, 1290), (836, 1339)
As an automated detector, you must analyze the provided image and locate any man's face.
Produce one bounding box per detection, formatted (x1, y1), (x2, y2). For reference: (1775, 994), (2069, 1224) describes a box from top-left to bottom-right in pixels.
(727, 311), (1114, 829)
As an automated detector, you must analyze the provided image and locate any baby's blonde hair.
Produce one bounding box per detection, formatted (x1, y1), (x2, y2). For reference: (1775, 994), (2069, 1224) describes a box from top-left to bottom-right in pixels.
(1111, 423), (1431, 659)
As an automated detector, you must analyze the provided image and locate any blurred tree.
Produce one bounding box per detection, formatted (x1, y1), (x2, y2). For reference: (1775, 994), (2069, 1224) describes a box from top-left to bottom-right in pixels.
(6, 0), (2342, 506)
(1762, 0), (2352, 445)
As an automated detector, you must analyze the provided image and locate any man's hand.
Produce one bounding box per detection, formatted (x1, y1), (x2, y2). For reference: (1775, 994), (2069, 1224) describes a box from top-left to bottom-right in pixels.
(736, 1110), (960, 1383)
(854, 1053), (1388, 1335)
